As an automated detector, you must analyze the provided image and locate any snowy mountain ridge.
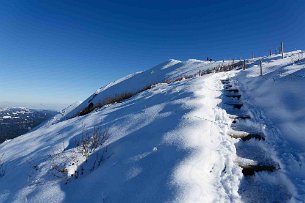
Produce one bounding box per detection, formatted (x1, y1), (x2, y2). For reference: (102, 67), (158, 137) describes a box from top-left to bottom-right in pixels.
(62, 59), (234, 120)
(1, 51), (305, 202)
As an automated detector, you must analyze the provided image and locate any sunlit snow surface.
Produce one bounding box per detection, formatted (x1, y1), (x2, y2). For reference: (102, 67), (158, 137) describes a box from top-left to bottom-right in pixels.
(1, 51), (305, 202)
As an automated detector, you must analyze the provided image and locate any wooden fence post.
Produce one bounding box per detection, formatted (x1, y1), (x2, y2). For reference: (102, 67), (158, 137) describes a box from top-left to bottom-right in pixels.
(259, 60), (263, 76)
(281, 41), (284, 59)
(243, 60), (246, 70)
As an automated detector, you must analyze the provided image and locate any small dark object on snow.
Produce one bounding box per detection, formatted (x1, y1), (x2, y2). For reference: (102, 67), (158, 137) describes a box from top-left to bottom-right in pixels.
(225, 94), (241, 99)
(224, 85), (233, 89)
(225, 89), (239, 93)
(242, 164), (277, 176)
(225, 103), (243, 109)
(221, 79), (230, 84)
(233, 104), (243, 109)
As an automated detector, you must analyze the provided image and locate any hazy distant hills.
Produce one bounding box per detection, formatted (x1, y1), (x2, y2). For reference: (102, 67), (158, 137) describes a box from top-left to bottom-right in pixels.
(0, 107), (58, 143)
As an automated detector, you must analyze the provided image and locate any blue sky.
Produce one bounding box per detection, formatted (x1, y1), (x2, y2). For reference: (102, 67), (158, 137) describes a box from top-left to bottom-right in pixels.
(1, 0), (305, 109)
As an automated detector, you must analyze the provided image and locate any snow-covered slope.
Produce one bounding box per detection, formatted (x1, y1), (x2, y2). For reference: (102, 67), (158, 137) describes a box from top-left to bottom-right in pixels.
(232, 50), (305, 201)
(1, 52), (305, 202)
(63, 59), (232, 120)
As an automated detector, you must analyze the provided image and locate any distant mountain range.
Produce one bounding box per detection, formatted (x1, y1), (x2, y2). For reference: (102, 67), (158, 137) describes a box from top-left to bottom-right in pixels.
(0, 107), (58, 143)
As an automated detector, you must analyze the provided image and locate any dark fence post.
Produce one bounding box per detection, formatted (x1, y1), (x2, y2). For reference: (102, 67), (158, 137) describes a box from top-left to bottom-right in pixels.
(281, 41), (284, 59)
(260, 60), (263, 76)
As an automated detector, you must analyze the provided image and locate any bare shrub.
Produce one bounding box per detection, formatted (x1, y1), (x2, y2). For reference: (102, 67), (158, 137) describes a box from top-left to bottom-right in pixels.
(48, 147), (72, 179)
(164, 75), (193, 84)
(99, 85), (154, 107)
(196, 61), (244, 77)
(51, 162), (69, 178)
(101, 93), (134, 106)
(76, 127), (109, 159)
(42, 127), (110, 184)
(61, 127), (110, 182)
(78, 102), (94, 116)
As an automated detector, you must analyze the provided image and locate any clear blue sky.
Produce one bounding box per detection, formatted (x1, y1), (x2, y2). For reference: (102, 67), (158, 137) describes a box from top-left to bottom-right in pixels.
(1, 0), (305, 109)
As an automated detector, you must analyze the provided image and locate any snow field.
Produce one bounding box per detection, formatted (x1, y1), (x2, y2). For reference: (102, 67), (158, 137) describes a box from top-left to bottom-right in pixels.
(1, 51), (305, 202)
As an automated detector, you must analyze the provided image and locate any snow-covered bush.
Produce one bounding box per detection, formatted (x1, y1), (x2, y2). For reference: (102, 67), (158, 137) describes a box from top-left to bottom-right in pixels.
(48, 147), (73, 178)
(47, 127), (110, 183)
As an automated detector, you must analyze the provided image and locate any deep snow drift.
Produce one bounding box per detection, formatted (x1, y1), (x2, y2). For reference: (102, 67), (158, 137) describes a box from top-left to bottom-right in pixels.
(1, 51), (305, 202)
